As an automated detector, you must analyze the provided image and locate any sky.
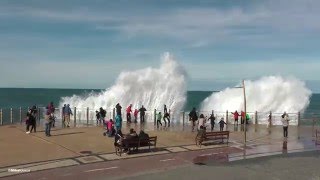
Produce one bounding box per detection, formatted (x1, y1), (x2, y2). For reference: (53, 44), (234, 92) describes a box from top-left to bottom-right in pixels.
(0, 0), (320, 92)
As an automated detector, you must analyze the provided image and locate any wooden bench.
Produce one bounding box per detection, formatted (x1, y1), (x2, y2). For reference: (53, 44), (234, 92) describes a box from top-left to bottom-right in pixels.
(115, 136), (157, 156)
(195, 131), (229, 147)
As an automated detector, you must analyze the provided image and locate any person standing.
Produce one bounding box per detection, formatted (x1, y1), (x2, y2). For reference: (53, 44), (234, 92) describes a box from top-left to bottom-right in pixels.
(139, 105), (147, 123)
(45, 107), (53, 136)
(99, 107), (106, 125)
(126, 104), (132, 123)
(62, 104), (66, 127)
(157, 112), (163, 128)
(48, 102), (55, 127)
(95, 110), (100, 125)
(116, 103), (122, 116)
(240, 111), (245, 125)
(26, 108), (36, 134)
(281, 112), (290, 138)
(64, 104), (73, 128)
(231, 110), (239, 125)
(208, 114), (216, 131)
(133, 109), (138, 123)
(197, 114), (206, 131)
(219, 117), (227, 131)
(163, 105), (170, 127)
(115, 114), (122, 133)
(189, 107), (198, 132)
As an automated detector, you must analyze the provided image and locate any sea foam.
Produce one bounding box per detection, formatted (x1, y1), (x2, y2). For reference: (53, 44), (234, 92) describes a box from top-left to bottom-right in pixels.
(59, 52), (187, 120)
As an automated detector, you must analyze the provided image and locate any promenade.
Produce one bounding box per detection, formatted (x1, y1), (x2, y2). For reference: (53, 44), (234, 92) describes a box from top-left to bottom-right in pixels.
(0, 122), (319, 179)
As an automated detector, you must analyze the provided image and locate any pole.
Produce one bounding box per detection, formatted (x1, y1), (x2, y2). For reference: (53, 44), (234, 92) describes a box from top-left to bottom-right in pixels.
(182, 111), (185, 127)
(113, 108), (115, 120)
(255, 111), (258, 125)
(226, 110), (229, 124)
(20, 107), (22, 124)
(38, 107), (41, 126)
(74, 107), (77, 127)
(10, 108), (13, 124)
(0, 109), (2, 125)
(86, 107), (89, 126)
(243, 80), (247, 147)
(154, 109), (156, 126)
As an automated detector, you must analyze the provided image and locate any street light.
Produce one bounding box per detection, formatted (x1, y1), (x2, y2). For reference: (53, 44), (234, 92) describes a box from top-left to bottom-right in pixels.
(234, 80), (247, 147)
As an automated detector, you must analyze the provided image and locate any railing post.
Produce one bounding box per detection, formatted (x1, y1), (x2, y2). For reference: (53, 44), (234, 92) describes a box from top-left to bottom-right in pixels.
(154, 109), (156, 126)
(255, 111), (258, 125)
(38, 107), (41, 126)
(20, 107), (22, 124)
(226, 110), (229, 124)
(182, 111), (185, 126)
(74, 107), (77, 127)
(113, 108), (115, 120)
(86, 107), (89, 126)
(0, 109), (2, 125)
(297, 112), (301, 126)
(10, 108), (13, 124)
(269, 111), (272, 127)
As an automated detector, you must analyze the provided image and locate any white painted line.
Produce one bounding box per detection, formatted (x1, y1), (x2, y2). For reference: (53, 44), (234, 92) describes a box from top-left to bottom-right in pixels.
(84, 166), (118, 173)
(160, 158), (175, 162)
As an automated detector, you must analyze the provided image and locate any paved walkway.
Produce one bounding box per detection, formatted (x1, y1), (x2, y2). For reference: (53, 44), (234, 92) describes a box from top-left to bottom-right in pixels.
(0, 122), (319, 178)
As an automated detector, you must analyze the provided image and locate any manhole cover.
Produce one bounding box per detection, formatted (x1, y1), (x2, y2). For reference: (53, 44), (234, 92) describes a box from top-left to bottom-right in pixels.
(79, 151), (92, 154)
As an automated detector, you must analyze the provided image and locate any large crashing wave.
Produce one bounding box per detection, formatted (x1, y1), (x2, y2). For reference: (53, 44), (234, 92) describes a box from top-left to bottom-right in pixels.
(201, 76), (312, 124)
(59, 53), (187, 120)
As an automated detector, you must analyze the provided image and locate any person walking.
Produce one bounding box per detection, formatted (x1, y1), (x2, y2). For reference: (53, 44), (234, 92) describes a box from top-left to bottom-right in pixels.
(189, 107), (198, 132)
(139, 105), (147, 123)
(240, 111), (245, 125)
(281, 112), (290, 138)
(157, 112), (163, 128)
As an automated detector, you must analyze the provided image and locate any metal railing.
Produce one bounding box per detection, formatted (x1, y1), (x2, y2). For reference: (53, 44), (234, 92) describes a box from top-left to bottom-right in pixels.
(0, 106), (318, 128)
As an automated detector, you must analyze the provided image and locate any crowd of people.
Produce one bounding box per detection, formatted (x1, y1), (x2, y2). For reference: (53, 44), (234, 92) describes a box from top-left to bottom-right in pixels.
(24, 102), (291, 140)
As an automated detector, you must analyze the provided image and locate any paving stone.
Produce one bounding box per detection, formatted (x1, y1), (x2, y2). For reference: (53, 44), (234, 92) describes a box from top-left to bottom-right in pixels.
(76, 156), (104, 164)
(165, 147), (188, 153)
(0, 159), (79, 178)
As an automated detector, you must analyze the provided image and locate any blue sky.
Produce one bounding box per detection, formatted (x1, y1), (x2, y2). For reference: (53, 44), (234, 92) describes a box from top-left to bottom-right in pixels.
(1, 0), (320, 92)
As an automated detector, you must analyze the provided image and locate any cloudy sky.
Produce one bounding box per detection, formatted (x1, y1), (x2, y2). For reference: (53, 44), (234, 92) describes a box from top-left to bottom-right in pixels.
(1, 0), (320, 92)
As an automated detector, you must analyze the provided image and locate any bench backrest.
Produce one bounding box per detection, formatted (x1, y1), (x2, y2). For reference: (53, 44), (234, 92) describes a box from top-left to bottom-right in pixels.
(205, 131), (229, 137)
(122, 136), (157, 146)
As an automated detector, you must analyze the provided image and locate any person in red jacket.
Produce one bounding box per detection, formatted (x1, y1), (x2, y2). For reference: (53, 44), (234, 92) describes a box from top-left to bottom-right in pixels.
(133, 109), (138, 123)
(231, 110), (239, 125)
(241, 111), (245, 124)
(126, 104), (132, 123)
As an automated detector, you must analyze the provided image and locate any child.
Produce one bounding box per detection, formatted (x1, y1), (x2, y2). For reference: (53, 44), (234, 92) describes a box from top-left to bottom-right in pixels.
(107, 119), (115, 137)
(219, 117), (227, 131)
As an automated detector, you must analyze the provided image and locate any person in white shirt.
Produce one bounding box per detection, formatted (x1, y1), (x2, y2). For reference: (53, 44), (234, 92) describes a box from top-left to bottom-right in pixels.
(281, 112), (290, 137)
(198, 114), (206, 131)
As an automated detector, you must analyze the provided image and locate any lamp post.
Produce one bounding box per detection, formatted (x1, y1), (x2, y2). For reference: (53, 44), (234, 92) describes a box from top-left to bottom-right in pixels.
(243, 80), (247, 147)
